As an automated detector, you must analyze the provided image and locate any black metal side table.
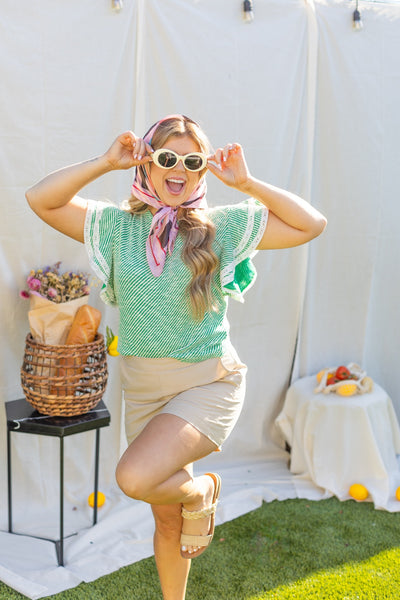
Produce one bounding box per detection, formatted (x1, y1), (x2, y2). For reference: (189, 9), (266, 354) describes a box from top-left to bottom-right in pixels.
(5, 398), (111, 566)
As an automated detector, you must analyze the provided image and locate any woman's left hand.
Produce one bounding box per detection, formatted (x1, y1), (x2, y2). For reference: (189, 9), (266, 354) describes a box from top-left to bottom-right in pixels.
(207, 143), (251, 191)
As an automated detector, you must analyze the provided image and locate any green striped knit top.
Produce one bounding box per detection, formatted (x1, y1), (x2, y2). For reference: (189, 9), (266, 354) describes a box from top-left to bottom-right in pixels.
(84, 198), (268, 362)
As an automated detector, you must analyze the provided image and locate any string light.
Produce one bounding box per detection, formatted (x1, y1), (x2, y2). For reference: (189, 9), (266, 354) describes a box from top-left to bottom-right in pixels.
(112, 0), (123, 12)
(243, 0), (254, 23)
(352, 0), (363, 31)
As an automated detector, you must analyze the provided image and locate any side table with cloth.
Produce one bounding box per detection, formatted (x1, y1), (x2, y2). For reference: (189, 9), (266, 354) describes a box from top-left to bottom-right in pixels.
(275, 375), (400, 510)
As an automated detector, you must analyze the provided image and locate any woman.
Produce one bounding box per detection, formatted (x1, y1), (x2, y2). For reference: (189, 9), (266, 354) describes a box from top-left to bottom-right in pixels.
(26, 114), (326, 600)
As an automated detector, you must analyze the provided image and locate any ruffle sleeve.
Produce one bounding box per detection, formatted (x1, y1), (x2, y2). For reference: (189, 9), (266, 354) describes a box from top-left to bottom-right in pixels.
(217, 198), (269, 302)
(84, 200), (120, 306)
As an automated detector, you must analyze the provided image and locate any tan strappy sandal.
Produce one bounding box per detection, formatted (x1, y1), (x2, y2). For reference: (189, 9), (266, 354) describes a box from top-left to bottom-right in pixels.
(180, 472), (221, 559)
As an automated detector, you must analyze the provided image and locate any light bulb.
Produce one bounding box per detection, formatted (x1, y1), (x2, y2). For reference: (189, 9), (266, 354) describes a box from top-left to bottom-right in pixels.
(243, 0), (254, 23)
(112, 0), (123, 12)
(352, 9), (363, 31)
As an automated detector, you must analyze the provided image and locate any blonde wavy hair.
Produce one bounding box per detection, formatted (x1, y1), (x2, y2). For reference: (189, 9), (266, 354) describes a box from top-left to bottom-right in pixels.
(125, 115), (219, 320)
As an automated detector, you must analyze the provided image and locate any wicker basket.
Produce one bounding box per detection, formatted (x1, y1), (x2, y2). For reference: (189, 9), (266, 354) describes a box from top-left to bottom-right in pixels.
(20, 333), (108, 417)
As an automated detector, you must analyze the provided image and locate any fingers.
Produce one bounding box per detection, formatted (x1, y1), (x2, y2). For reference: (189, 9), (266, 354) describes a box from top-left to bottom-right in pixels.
(208, 143), (242, 168)
(222, 143), (241, 162)
(120, 132), (152, 163)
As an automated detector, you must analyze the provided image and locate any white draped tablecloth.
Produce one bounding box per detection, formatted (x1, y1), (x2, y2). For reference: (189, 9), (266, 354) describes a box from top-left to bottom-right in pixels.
(275, 376), (400, 509)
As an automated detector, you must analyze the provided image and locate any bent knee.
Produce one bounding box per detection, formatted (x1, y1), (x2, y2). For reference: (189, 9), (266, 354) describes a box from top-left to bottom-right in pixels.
(115, 461), (152, 501)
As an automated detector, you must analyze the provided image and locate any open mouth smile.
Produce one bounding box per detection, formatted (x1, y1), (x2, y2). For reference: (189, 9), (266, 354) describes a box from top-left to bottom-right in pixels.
(165, 177), (186, 195)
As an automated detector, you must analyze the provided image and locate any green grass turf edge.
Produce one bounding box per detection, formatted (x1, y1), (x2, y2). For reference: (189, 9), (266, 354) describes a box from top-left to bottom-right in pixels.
(1, 497), (400, 599)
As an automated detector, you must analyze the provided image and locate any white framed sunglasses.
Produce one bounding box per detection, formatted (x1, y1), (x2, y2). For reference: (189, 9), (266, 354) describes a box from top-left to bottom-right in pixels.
(151, 149), (208, 172)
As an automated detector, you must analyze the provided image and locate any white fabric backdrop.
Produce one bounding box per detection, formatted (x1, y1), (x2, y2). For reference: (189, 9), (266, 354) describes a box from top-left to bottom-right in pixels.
(0, 0), (399, 597)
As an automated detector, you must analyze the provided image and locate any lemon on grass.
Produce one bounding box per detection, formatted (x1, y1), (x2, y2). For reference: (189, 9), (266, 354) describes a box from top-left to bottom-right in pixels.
(88, 491), (106, 508)
(349, 483), (369, 501)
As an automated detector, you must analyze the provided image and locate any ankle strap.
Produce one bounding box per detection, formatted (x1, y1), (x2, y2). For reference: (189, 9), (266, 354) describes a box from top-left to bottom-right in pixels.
(181, 501), (218, 520)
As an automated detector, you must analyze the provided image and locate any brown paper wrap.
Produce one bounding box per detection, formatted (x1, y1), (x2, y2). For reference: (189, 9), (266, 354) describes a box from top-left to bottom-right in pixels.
(28, 294), (89, 345)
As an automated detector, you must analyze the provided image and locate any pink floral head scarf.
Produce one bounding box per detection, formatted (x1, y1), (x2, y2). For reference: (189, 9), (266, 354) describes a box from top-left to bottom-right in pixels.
(131, 115), (207, 276)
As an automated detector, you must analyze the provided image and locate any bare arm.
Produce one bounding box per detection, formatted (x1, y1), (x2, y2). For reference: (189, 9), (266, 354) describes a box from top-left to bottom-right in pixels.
(26, 156), (112, 242)
(234, 176), (327, 249)
(25, 132), (152, 243)
(207, 143), (327, 249)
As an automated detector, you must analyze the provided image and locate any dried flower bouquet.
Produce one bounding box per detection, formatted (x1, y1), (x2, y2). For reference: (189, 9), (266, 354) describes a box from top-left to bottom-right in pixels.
(21, 262), (92, 344)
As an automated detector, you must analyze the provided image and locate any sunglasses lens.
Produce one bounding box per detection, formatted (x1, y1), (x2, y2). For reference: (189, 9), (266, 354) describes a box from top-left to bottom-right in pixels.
(157, 151), (178, 168)
(184, 155), (204, 171)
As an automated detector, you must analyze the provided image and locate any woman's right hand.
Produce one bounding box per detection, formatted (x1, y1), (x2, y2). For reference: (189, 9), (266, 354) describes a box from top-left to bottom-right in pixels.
(25, 130), (154, 244)
(103, 131), (153, 171)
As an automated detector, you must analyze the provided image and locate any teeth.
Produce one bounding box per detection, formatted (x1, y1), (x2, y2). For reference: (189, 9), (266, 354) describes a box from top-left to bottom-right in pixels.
(167, 178), (185, 184)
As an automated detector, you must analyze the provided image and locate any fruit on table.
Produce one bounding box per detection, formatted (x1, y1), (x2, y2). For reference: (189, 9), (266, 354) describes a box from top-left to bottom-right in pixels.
(349, 483), (369, 501)
(316, 369), (328, 383)
(361, 376), (374, 393)
(337, 382), (358, 396)
(88, 491), (106, 508)
(335, 365), (351, 380)
(395, 487), (400, 501)
(315, 363), (372, 396)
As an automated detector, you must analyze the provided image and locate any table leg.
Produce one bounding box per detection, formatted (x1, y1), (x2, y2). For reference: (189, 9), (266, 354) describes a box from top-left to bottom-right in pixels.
(93, 429), (100, 526)
(7, 429), (12, 533)
(59, 436), (64, 567)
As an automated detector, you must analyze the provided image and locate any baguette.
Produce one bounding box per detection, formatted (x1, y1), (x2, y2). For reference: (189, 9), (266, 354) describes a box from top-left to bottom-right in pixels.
(65, 305), (102, 345)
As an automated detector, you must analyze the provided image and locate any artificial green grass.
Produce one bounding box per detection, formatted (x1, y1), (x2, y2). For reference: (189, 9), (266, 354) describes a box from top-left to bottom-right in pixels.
(1, 497), (400, 599)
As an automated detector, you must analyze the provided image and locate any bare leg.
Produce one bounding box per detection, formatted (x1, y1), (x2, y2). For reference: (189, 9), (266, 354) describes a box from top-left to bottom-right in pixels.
(152, 502), (190, 600)
(116, 414), (219, 557)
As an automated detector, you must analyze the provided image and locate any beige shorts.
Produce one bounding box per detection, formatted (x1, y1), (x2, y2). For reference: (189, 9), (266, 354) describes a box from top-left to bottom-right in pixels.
(120, 346), (247, 449)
